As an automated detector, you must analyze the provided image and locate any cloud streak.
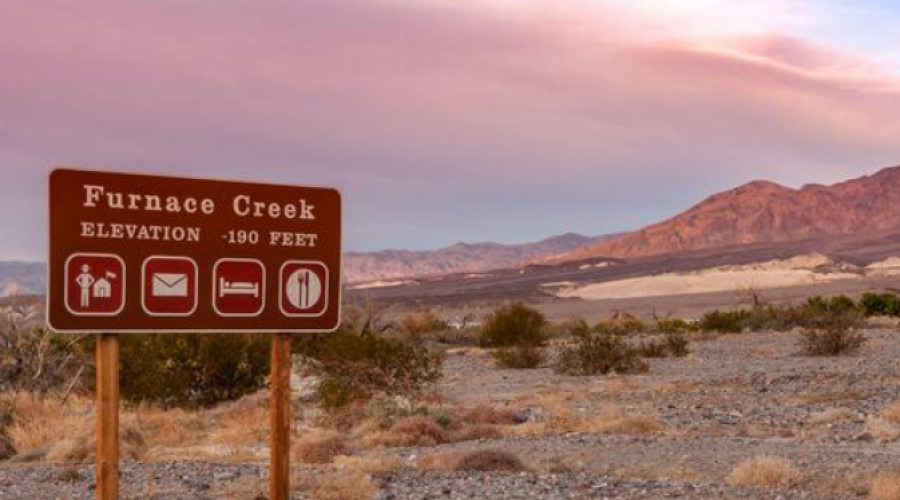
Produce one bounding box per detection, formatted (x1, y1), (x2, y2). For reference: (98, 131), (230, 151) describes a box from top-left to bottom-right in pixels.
(0, 0), (899, 256)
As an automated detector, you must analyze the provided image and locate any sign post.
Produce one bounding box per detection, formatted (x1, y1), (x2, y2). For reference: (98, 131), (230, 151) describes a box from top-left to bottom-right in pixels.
(270, 332), (292, 500)
(48, 168), (342, 500)
(95, 334), (119, 500)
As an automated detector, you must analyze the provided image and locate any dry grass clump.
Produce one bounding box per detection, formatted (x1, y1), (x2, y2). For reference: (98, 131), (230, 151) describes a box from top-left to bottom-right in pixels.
(208, 396), (269, 445)
(364, 416), (448, 448)
(3, 392), (93, 454)
(882, 402), (900, 424)
(295, 469), (377, 500)
(464, 404), (521, 426)
(807, 408), (855, 425)
(727, 456), (802, 489)
(294, 430), (349, 464)
(453, 449), (527, 472)
(45, 414), (146, 463)
(871, 472), (900, 500)
(450, 424), (502, 442)
(580, 408), (661, 435)
(417, 449), (527, 473)
(134, 406), (206, 449)
(867, 417), (900, 442)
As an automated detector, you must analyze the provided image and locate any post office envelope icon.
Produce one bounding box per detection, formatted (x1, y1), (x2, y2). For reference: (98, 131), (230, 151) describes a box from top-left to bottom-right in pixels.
(152, 273), (189, 297)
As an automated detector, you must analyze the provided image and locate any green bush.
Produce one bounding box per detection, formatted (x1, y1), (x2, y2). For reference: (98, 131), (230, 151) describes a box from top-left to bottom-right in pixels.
(119, 334), (270, 407)
(860, 292), (900, 317)
(555, 320), (648, 376)
(806, 295), (859, 315)
(665, 333), (691, 357)
(636, 333), (690, 358)
(595, 318), (647, 336)
(299, 327), (444, 409)
(654, 317), (694, 334)
(478, 303), (547, 348)
(493, 343), (545, 369)
(636, 339), (669, 358)
(699, 310), (749, 333)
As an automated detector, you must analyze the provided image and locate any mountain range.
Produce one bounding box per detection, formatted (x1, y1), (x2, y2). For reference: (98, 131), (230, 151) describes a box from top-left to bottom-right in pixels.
(552, 165), (900, 262)
(3, 164), (900, 296)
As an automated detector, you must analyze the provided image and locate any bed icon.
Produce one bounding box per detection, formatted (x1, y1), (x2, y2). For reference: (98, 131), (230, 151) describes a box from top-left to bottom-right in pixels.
(213, 259), (266, 317)
(218, 277), (259, 298)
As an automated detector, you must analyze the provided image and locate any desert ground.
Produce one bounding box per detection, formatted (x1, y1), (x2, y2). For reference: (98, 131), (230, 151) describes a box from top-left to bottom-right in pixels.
(4, 316), (900, 500)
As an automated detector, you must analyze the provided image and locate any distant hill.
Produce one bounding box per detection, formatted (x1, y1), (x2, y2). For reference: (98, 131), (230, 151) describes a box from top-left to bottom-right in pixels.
(0, 233), (608, 294)
(344, 233), (608, 283)
(0, 262), (45, 297)
(551, 165), (900, 263)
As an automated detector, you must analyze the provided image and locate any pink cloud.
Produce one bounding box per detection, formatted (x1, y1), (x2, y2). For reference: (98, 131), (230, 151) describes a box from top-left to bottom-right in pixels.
(0, 0), (898, 253)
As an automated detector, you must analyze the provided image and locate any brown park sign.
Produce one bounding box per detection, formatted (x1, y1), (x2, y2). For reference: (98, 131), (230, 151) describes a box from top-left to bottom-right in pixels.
(48, 168), (342, 333)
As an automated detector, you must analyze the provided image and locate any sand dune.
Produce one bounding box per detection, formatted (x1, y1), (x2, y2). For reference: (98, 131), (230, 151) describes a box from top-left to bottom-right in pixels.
(557, 253), (863, 300)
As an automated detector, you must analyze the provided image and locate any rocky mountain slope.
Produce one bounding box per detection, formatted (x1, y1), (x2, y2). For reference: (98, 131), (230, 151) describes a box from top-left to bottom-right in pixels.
(553, 165), (900, 262)
(344, 233), (605, 283)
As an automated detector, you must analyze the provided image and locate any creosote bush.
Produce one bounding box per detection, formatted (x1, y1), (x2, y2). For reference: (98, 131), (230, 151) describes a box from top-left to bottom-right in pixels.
(699, 310), (749, 333)
(119, 334), (270, 407)
(299, 326), (444, 409)
(861, 292), (900, 318)
(493, 343), (545, 369)
(479, 303), (547, 369)
(555, 320), (648, 376)
(478, 302), (547, 348)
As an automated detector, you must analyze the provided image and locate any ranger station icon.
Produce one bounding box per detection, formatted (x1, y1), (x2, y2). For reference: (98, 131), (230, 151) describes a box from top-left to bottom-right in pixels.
(65, 253), (125, 316)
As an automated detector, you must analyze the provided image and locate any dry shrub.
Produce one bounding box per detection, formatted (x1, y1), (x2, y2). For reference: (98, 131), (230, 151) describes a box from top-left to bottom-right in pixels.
(300, 326), (444, 409)
(46, 415), (146, 463)
(807, 408), (855, 425)
(464, 405), (522, 426)
(365, 416), (448, 448)
(332, 454), (405, 474)
(872, 472), (900, 500)
(579, 407), (661, 435)
(362, 394), (452, 430)
(493, 344), (545, 369)
(296, 469), (377, 500)
(728, 456), (801, 489)
(450, 424), (502, 442)
(453, 449), (527, 472)
(209, 396), (269, 445)
(135, 406), (206, 449)
(294, 430), (348, 464)
(867, 417), (900, 442)
(883, 402), (900, 424)
(416, 451), (461, 471)
(5, 393), (90, 457)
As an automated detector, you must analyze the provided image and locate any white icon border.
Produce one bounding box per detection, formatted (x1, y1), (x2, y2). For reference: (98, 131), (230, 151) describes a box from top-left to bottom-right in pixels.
(212, 258), (266, 318)
(141, 256), (199, 318)
(63, 252), (127, 317)
(279, 260), (329, 318)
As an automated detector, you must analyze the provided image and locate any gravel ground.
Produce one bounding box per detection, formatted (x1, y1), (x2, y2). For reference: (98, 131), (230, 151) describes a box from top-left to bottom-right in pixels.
(4, 328), (900, 499)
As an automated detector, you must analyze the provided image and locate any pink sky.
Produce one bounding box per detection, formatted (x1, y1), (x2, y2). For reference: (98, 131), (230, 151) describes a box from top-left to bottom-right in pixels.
(1, 0), (900, 258)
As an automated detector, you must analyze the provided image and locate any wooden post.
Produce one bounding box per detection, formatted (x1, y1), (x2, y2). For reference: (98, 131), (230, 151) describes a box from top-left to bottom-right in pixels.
(96, 334), (120, 500)
(269, 333), (292, 500)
